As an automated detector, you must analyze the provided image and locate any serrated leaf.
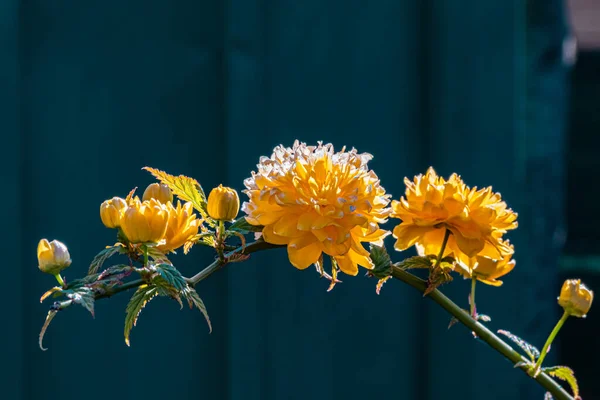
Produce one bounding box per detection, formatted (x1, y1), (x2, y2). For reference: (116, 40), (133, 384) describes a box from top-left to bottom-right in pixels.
(228, 217), (263, 234)
(544, 366), (579, 398)
(39, 310), (58, 351)
(89, 246), (120, 275)
(145, 246), (172, 265)
(98, 265), (134, 281)
(375, 276), (392, 295)
(424, 263), (453, 296)
(397, 255), (432, 271)
(66, 287), (95, 317)
(153, 263), (186, 292)
(124, 285), (159, 346)
(143, 167), (212, 225)
(67, 274), (101, 289)
(369, 244), (392, 279)
(183, 287), (212, 333)
(497, 330), (540, 362)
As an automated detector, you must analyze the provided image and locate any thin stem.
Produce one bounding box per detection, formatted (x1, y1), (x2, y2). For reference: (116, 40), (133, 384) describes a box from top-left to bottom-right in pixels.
(391, 266), (573, 400)
(54, 273), (66, 288)
(470, 277), (477, 318)
(433, 229), (451, 269)
(143, 245), (149, 267)
(534, 310), (570, 373)
(90, 240), (281, 301)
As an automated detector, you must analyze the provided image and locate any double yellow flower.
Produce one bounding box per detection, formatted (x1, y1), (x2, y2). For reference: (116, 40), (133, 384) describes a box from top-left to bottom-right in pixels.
(100, 183), (201, 252)
(390, 167), (518, 285)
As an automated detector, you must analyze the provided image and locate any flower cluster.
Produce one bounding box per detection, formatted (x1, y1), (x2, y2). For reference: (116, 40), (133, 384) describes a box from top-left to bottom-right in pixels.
(390, 167), (518, 286)
(243, 141), (390, 276)
(100, 183), (202, 253)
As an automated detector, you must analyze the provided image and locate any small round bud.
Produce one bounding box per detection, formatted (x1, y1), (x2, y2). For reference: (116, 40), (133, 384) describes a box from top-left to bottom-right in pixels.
(207, 185), (239, 221)
(100, 197), (128, 228)
(142, 183), (173, 204)
(558, 279), (593, 318)
(37, 239), (72, 275)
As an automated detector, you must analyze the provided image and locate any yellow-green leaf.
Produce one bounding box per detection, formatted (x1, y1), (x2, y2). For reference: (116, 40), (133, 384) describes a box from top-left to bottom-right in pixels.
(143, 167), (212, 225)
(543, 365), (579, 398)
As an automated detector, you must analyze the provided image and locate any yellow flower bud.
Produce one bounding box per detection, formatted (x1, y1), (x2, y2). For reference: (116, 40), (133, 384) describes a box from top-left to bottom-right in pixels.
(120, 198), (169, 243)
(100, 197), (128, 228)
(142, 183), (173, 204)
(157, 201), (202, 252)
(558, 279), (593, 318)
(37, 239), (72, 275)
(207, 185), (239, 221)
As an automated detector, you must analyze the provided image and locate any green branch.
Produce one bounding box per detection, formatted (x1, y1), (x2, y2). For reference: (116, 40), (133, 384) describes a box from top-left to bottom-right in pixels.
(55, 240), (572, 399)
(391, 266), (573, 400)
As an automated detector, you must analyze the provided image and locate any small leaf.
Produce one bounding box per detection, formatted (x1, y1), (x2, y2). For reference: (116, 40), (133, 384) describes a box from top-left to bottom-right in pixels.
(66, 288), (95, 317)
(368, 244), (392, 279)
(513, 361), (531, 369)
(497, 330), (540, 363)
(448, 317), (459, 330)
(397, 255), (432, 271)
(183, 287), (212, 332)
(143, 167), (212, 225)
(146, 247), (172, 265)
(376, 276), (392, 295)
(153, 263), (186, 292)
(89, 246), (120, 275)
(40, 287), (62, 303)
(39, 310), (58, 351)
(124, 285), (159, 346)
(98, 265), (134, 281)
(477, 314), (491, 322)
(543, 366), (580, 398)
(67, 274), (100, 289)
(424, 264), (453, 296)
(228, 217), (263, 234)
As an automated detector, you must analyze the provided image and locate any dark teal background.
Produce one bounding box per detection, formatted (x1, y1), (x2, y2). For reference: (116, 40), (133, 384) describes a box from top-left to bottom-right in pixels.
(3, 1), (582, 399)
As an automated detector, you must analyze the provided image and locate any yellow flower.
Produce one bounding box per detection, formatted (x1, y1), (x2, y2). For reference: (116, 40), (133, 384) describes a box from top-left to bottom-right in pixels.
(243, 141), (390, 276)
(120, 198), (169, 244)
(450, 240), (516, 286)
(157, 201), (202, 252)
(391, 167), (517, 259)
(142, 183), (173, 204)
(100, 197), (128, 228)
(558, 279), (593, 318)
(207, 185), (240, 221)
(37, 239), (72, 275)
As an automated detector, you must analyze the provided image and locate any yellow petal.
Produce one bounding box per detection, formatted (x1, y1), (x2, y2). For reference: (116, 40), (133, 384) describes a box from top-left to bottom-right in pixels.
(262, 225), (290, 245)
(288, 236), (322, 269)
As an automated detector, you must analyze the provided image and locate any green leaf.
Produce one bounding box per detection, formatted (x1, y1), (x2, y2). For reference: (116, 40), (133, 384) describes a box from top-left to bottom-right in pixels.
(543, 366), (579, 398)
(97, 265), (134, 281)
(142, 167), (212, 225)
(67, 274), (100, 289)
(89, 246), (121, 275)
(39, 310), (58, 351)
(65, 287), (95, 317)
(368, 244), (392, 279)
(124, 285), (159, 346)
(146, 246), (172, 265)
(424, 263), (453, 296)
(497, 330), (540, 363)
(228, 217), (263, 234)
(397, 255), (432, 271)
(152, 263), (186, 292)
(182, 287), (212, 333)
